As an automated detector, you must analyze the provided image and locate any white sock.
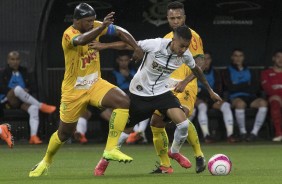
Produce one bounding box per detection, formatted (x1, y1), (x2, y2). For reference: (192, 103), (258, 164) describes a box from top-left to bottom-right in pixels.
(118, 132), (129, 148)
(133, 124), (139, 132)
(251, 107), (268, 135)
(171, 119), (189, 153)
(76, 117), (87, 134)
(220, 102), (234, 137)
(138, 118), (149, 132)
(235, 109), (247, 134)
(0, 127), (2, 134)
(188, 108), (196, 121)
(197, 103), (209, 137)
(14, 86), (41, 107)
(27, 105), (39, 136)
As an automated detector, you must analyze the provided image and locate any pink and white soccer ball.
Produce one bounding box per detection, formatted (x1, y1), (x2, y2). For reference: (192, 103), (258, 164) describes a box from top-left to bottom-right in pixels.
(208, 154), (232, 175)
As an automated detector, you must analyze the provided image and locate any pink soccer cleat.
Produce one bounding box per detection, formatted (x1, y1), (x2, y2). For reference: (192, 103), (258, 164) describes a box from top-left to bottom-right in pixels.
(94, 158), (109, 176)
(168, 150), (192, 169)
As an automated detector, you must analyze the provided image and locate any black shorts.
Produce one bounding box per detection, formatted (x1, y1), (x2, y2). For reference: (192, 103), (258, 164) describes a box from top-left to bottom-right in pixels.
(127, 91), (182, 127)
(197, 91), (214, 108)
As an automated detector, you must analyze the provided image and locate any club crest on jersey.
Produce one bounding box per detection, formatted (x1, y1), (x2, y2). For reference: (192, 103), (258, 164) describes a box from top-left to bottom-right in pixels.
(136, 85), (143, 91)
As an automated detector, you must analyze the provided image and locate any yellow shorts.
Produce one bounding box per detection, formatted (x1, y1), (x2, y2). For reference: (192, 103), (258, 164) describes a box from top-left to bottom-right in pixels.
(154, 85), (197, 118)
(60, 78), (116, 123)
(173, 84), (197, 117)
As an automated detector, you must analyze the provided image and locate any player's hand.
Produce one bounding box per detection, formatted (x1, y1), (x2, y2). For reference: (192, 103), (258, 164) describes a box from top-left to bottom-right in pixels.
(174, 80), (187, 93)
(132, 46), (144, 62)
(88, 41), (105, 51)
(102, 12), (115, 27)
(209, 91), (222, 103)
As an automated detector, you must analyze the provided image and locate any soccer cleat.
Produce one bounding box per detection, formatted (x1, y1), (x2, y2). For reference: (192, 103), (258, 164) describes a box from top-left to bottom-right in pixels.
(150, 163), (173, 174)
(195, 156), (206, 173)
(74, 132), (88, 144)
(204, 135), (215, 143)
(227, 134), (239, 143)
(272, 135), (282, 142)
(246, 133), (257, 142)
(126, 132), (142, 144)
(29, 160), (50, 177)
(40, 103), (56, 114)
(29, 135), (43, 144)
(103, 148), (133, 163)
(168, 150), (192, 169)
(94, 158), (109, 176)
(0, 123), (14, 148)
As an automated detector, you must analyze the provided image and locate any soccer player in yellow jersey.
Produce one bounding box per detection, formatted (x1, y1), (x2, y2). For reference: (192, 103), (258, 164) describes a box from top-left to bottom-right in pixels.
(149, 1), (206, 173)
(29, 3), (143, 177)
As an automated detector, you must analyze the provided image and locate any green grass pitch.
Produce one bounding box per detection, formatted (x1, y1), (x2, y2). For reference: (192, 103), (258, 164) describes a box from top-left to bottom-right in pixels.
(0, 143), (282, 184)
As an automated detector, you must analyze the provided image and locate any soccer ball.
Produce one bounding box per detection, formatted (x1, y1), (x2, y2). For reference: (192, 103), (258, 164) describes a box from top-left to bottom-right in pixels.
(208, 154), (232, 175)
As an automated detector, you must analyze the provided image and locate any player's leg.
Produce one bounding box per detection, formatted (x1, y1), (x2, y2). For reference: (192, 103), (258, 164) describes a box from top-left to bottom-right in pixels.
(8, 86), (56, 114)
(213, 101), (236, 142)
(232, 98), (247, 140)
(247, 98), (268, 141)
(268, 95), (282, 141)
(75, 109), (92, 143)
(21, 103), (42, 144)
(0, 123), (14, 148)
(176, 91), (206, 173)
(89, 79), (132, 163)
(150, 113), (171, 170)
(29, 92), (87, 177)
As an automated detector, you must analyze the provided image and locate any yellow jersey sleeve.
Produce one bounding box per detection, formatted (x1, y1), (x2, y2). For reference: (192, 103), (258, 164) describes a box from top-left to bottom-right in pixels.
(189, 28), (204, 58)
(62, 26), (81, 49)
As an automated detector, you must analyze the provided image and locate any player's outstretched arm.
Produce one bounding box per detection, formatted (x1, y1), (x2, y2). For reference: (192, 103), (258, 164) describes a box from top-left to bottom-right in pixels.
(191, 65), (222, 102)
(88, 41), (133, 51)
(73, 12), (115, 46)
(115, 26), (143, 61)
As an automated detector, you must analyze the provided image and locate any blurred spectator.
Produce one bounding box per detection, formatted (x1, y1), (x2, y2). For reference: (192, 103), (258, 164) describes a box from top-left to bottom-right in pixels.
(74, 51), (146, 143)
(222, 49), (268, 141)
(0, 51), (56, 144)
(195, 52), (235, 143)
(261, 49), (282, 142)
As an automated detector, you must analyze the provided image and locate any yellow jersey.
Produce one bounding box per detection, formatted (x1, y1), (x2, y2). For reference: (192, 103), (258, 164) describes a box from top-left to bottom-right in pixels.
(164, 28), (204, 89)
(61, 21), (108, 94)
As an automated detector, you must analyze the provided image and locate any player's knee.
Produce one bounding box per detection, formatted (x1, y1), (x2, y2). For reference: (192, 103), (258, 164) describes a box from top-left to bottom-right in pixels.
(150, 118), (165, 128)
(13, 85), (24, 97)
(113, 95), (130, 109)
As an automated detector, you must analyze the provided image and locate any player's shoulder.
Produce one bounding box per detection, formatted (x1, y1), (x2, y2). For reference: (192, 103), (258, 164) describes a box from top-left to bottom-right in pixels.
(63, 26), (80, 35)
(93, 20), (103, 28)
(164, 31), (173, 39)
(189, 28), (201, 38)
(262, 67), (274, 74)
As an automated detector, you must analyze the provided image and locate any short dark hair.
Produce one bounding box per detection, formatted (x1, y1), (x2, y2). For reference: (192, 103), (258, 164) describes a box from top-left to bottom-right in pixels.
(272, 49), (282, 57)
(117, 50), (132, 58)
(174, 25), (192, 41)
(232, 48), (244, 54)
(167, 1), (184, 10)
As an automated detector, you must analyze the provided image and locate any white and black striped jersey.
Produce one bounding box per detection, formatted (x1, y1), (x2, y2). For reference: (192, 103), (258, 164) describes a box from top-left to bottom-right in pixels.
(129, 38), (196, 96)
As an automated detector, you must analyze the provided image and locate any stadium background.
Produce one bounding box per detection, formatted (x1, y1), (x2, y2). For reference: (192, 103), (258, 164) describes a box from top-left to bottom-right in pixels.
(0, 0), (282, 141)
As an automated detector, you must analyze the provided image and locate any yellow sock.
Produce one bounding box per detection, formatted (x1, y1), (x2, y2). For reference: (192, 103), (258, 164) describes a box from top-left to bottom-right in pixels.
(105, 109), (129, 151)
(151, 126), (170, 167)
(43, 131), (64, 164)
(187, 121), (204, 157)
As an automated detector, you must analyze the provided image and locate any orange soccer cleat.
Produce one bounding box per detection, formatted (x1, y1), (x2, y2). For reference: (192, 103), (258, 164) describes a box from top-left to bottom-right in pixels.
(168, 150), (192, 169)
(29, 135), (43, 144)
(126, 132), (142, 144)
(40, 103), (56, 114)
(0, 123), (14, 148)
